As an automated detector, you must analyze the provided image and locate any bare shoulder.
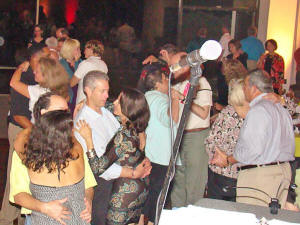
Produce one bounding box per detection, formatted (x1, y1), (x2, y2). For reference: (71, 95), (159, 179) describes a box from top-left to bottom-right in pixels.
(14, 128), (31, 157)
(72, 138), (84, 157)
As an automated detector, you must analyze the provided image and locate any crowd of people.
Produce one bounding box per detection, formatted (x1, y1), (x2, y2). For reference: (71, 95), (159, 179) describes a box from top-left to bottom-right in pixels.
(0, 15), (299, 225)
(0, 8), (141, 71)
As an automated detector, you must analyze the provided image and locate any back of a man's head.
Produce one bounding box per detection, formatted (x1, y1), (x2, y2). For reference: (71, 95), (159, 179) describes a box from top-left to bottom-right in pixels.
(247, 26), (257, 37)
(248, 69), (273, 93)
(28, 45), (47, 58)
(33, 92), (67, 122)
(159, 43), (179, 55)
(29, 47), (50, 70)
(83, 70), (109, 94)
(60, 28), (69, 36)
(56, 27), (69, 39)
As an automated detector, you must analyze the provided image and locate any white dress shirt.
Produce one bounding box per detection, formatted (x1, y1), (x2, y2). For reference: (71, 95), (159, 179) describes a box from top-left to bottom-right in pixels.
(74, 56), (108, 104)
(74, 105), (121, 180)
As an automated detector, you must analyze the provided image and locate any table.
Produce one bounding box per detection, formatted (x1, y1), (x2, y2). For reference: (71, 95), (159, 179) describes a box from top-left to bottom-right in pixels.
(195, 198), (300, 223)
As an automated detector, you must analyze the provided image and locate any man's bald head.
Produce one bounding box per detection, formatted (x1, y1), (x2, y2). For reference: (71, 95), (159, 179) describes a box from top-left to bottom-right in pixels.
(33, 92), (68, 122)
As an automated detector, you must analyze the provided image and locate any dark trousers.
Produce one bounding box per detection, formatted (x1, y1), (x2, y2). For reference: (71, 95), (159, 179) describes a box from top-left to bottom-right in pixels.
(207, 167), (237, 202)
(91, 176), (113, 225)
(142, 162), (168, 223)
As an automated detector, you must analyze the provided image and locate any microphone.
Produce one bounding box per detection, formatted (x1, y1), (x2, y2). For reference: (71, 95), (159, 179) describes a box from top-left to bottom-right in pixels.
(223, 185), (281, 214)
(170, 40), (222, 73)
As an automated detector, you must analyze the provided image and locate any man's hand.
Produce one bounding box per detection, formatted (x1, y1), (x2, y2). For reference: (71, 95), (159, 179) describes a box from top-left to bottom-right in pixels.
(210, 113), (219, 124)
(80, 197), (92, 222)
(134, 158), (152, 178)
(283, 202), (300, 212)
(263, 93), (282, 104)
(214, 103), (224, 112)
(41, 197), (71, 225)
(142, 55), (158, 65)
(210, 147), (228, 167)
(171, 89), (184, 101)
(18, 61), (30, 72)
(73, 100), (85, 118)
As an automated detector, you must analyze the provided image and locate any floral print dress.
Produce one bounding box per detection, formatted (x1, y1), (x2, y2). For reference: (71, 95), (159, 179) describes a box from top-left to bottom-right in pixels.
(87, 126), (148, 225)
(258, 53), (285, 93)
(205, 105), (244, 179)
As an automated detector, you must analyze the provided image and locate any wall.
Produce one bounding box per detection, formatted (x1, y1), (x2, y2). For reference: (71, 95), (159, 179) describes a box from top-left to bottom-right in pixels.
(257, 0), (269, 42)
(265, 0), (299, 86)
(142, 0), (177, 50)
(292, 1), (300, 85)
(142, 0), (257, 51)
(0, 1), (12, 10)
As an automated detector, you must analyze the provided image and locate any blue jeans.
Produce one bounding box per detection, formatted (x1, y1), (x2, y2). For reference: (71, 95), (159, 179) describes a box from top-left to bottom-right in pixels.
(25, 215), (31, 225)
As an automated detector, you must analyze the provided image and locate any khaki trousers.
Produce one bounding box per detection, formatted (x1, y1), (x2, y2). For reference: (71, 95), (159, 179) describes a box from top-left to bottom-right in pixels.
(0, 123), (24, 225)
(247, 60), (258, 71)
(236, 162), (291, 208)
(171, 129), (209, 207)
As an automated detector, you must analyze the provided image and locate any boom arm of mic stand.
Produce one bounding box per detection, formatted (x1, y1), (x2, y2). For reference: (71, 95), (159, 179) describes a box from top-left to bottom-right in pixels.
(155, 63), (203, 225)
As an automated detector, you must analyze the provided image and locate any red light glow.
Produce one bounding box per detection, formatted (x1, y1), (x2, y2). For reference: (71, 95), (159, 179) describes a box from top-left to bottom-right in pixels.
(65, 0), (78, 25)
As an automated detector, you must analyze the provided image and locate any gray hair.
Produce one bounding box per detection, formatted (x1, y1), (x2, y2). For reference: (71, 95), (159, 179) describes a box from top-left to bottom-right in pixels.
(248, 69), (273, 93)
(45, 37), (58, 48)
(83, 70), (109, 92)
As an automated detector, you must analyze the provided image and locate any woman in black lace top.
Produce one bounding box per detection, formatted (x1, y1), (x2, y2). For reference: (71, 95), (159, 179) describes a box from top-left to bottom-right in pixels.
(77, 88), (150, 225)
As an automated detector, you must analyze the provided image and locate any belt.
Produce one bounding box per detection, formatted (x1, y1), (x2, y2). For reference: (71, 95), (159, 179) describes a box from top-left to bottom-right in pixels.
(238, 161), (287, 171)
(184, 127), (208, 133)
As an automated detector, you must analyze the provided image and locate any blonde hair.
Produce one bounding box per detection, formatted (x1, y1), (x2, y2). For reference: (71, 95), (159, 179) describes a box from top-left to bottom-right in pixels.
(39, 57), (69, 100)
(85, 40), (104, 57)
(222, 59), (248, 84)
(60, 38), (80, 61)
(228, 78), (246, 107)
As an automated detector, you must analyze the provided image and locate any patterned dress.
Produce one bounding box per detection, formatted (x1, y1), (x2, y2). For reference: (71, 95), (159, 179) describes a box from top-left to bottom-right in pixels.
(258, 53), (285, 93)
(87, 126), (148, 225)
(283, 94), (298, 116)
(30, 179), (89, 225)
(205, 105), (243, 201)
(205, 105), (244, 179)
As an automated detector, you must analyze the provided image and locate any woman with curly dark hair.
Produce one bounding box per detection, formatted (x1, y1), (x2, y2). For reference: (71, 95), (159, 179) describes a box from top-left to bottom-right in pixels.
(23, 110), (76, 177)
(77, 88), (150, 225)
(13, 110), (94, 225)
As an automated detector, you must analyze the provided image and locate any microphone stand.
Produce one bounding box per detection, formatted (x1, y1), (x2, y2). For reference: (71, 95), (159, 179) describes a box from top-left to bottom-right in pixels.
(155, 63), (203, 225)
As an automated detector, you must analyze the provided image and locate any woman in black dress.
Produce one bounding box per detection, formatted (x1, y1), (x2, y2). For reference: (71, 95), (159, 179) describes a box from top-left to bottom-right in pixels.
(227, 39), (248, 69)
(28, 24), (46, 49)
